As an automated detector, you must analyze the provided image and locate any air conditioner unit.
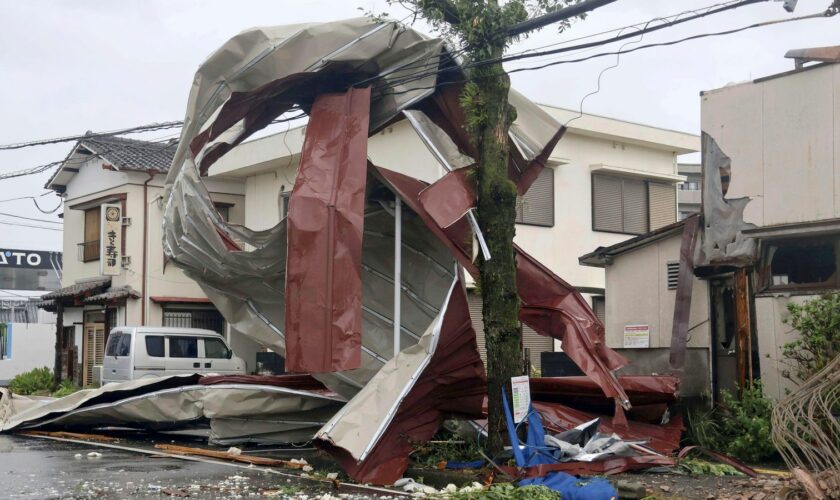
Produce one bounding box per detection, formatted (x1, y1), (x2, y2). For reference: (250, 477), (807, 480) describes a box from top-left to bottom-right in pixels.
(121, 256), (132, 268)
(122, 217), (132, 226)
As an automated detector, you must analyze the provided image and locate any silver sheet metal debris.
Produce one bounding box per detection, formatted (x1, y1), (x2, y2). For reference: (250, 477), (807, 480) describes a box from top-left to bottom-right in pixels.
(0, 375), (344, 446)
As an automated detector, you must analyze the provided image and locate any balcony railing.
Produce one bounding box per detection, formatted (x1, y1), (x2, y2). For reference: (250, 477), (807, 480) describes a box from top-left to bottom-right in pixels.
(78, 240), (100, 262)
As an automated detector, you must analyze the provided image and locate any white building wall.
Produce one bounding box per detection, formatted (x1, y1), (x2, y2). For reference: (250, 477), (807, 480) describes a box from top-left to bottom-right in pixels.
(602, 233), (711, 396)
(0, 323), (56, 384)
(701, 63), (840, 227)
(754, 295), (808, 401)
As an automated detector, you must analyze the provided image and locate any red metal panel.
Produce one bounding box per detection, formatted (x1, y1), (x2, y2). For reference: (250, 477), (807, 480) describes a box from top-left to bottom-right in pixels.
(284, 87), (371, 373)
(316, 279), (487, 485)
(534, 401), (684, 455)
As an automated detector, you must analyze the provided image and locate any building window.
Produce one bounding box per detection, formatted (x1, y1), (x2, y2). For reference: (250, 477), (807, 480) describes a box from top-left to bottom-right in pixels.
(667, 262), (680, 290)
(592, 174), (676, 234)
(592, 296), (606, 324)
(764, 236), (838, 290)
(515, 168), (554, 227)
(81, 207), (100, 261)
(679, 181), (700, 191)
(0, 324), (10, 360)
(213, 203), (231, 222)
(162, 306), (225, 335)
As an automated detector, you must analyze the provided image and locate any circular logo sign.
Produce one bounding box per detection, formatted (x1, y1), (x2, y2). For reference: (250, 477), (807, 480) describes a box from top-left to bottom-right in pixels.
(105, 207), (121, 222)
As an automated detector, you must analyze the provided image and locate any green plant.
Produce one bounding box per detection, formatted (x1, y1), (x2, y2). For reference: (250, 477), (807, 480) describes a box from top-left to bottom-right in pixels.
(448, 483), (559, 500)
(412, 438), (483, 469)
(677, 459), (743, 476)
(9, 367), (53, 395)
(782, 293), (840, 383)
(51, 379), (80, 398)
(686, 382), (777, 463)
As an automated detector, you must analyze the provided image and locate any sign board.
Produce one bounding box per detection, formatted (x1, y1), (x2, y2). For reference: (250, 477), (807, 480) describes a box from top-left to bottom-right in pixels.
(0, 249), (62, 291)
(623, 324), (650, 348)
(0, 249), (60, 269)
(510, 375), (531, 423)
(100, 204), (122, 276)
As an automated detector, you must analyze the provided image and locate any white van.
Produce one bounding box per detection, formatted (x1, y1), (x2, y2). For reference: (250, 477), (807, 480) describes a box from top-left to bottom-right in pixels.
(102, 327), (246, 385)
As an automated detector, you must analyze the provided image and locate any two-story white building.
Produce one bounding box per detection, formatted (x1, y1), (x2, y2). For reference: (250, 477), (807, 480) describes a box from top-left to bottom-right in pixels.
(206, 102), (698, 372)
(39, 134), (259, 385)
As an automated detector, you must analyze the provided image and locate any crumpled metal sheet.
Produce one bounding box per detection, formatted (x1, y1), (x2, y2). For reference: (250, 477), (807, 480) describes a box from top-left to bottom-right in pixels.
(530, 376), (677, 422)
(1, 376), (345, 446)
(285, 87), (371, 373)
(161, 17), (633, 484)
(669, 214), (701, 373)
(534, 401), (684, 455)
(696, 133), (757, 266)
(315, 276), (486, 485)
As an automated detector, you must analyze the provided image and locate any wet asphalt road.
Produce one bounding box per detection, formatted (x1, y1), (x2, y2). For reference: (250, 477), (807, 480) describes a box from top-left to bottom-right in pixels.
(0, 434), (363, 499)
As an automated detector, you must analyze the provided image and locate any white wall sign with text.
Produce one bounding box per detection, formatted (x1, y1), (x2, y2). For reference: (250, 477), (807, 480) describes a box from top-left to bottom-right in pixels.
(510, 375), (531, 423)
(100, 204), (122, 276)
(623, 324), (650, 348)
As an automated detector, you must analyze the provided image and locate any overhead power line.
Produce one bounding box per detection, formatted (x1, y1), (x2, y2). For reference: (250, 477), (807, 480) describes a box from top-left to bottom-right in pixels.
(0, 121), (184, 151)
(0, 211), (62, 224)
(368, 0), (835, 98)
(0, 220), (62, 232)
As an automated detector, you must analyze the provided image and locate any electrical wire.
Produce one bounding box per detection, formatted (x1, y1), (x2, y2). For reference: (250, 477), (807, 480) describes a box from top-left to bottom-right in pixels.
(0, 211), (61, 224)
(0, 121), (184, 151)
(32, 197), (63, 214)
(0, 192), (53, 203)
(366, 7), (832, 103)
(0, 220), (62, 232)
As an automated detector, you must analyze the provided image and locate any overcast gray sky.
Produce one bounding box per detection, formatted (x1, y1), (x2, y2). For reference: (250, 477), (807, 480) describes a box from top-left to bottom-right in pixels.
(1, 0), (837, 252)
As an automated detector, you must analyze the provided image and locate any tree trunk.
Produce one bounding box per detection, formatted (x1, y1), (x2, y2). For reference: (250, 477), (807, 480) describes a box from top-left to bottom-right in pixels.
(52, 303), (63, 391)
(473, 58), (522, 457)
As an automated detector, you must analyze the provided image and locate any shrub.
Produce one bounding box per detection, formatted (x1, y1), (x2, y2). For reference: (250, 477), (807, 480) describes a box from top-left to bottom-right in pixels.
(51, 379), (80, 398)
(686, 381), (777, 463)
(782, 293), (840, 383)
(9, 367), (53, 395)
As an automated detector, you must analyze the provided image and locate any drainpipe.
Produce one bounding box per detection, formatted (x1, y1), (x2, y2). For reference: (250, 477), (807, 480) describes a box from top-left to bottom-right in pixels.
(142, 172), (155, 326)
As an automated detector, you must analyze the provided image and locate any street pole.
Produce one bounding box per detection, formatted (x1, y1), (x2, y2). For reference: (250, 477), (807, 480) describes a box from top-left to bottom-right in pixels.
(393, 197), (402, 358)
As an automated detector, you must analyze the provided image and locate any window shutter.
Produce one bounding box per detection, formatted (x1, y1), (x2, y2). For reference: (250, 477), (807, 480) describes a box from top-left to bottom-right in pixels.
(592, 174), (623, 232)
(516, 168), (554, 227)
(667, 262), (680, 290)
(622, 178), (648, 234)
(521, 322), (552, 372)
(467, 291), (487, 365)
(592, 296), (606, 324)
(649, 182), (676, 230)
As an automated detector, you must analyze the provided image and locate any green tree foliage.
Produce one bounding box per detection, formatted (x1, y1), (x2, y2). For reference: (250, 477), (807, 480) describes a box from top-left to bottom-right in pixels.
(687, 382), (777, 463)
(782, 293), (840, 383)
